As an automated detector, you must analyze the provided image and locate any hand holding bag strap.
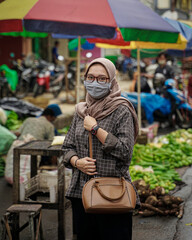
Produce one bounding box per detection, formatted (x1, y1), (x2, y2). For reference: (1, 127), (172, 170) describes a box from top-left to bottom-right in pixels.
(94, 177), (126, 201)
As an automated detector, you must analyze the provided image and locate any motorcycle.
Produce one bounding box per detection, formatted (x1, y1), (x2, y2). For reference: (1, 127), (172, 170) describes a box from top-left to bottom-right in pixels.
(164, 79), (192, 128)
(12, 61), (32, 98)
(122, 79), (192, 129)
(33, 60), (65, 98)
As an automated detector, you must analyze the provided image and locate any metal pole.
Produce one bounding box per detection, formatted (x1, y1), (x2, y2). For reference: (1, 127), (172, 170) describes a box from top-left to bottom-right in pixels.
(76, 36), (81, 103)
(137, 48), (141, 134)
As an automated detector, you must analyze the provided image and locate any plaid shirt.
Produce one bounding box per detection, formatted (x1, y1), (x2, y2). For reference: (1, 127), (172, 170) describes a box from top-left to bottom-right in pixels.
(62, 104), (140, 205)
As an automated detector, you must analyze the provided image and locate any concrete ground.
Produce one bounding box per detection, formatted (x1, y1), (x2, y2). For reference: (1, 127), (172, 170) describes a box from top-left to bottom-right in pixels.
(0, 166), (192, 240)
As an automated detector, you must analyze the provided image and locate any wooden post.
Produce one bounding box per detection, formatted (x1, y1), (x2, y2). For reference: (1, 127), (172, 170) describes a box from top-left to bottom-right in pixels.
(58, 162), (65, 240)
(12, 148), (20, 239)
(65, 61), (69, 103)
(76, 36), (81, 103)
(137, 48), (141, 134)
(13, 149), (20, 203)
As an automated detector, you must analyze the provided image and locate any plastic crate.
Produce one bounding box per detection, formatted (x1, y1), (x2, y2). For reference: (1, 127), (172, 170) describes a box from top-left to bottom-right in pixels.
(22, 169), (72, 200)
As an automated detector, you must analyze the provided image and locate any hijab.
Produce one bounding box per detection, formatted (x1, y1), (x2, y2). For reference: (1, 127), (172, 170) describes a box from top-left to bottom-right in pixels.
(76, 58), (139, 141)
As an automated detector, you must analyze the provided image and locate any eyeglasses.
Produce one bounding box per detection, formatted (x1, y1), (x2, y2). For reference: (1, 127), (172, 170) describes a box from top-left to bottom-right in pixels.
(84, 74), (110, 85)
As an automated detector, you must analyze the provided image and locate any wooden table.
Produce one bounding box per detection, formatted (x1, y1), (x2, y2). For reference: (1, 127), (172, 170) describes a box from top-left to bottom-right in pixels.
(13, 140), (66, 240)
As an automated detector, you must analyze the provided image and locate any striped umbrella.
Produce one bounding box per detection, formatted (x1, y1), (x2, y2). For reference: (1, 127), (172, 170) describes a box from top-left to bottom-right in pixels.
(0, 0), (180, 43)
(0, 0), (181, 108)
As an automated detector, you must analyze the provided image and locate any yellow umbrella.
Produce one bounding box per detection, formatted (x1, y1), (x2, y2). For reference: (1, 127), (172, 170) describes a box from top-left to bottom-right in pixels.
(0, 0), (38, 32)
(95, 34), (187, 50)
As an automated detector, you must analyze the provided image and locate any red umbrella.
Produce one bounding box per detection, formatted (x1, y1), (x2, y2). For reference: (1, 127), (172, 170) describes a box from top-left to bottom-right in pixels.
(23, 0), (179, 43)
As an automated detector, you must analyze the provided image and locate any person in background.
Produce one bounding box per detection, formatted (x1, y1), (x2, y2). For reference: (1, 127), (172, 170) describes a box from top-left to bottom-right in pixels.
(130, 71), (151, 93)
(154, 53), (174, 80)
(15, 108), (56, 140)
(46, 103), (62, 135)
(46, 103), (62, 118)
(52, 40), (60, 65)
(5, 108), (60, 184)
(63, 58), (139, 240)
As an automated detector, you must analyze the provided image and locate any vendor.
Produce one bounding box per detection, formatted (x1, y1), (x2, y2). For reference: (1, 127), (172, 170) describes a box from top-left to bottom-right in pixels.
(15, 104), (62, 139)
(15, 108), (56, 140)
(154, 53), (174, 80)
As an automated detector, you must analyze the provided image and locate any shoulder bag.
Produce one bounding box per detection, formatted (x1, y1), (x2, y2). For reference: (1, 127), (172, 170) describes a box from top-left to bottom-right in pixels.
(82, 132), (136, 214)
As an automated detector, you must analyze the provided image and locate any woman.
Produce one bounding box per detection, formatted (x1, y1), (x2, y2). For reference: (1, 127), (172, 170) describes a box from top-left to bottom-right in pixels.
(63, 58), (139, 240)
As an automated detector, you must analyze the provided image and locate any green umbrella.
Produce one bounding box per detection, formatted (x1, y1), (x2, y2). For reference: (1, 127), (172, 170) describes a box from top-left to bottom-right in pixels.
(131, 49), (163, 59)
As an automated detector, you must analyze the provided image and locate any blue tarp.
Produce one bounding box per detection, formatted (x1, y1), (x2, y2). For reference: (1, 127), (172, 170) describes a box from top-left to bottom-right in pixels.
(122, 92), (172, 124)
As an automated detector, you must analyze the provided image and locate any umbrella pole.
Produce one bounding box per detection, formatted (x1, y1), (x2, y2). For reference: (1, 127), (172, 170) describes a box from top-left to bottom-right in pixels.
(137, 48), (141, 135)
(76, 36), (81, 103)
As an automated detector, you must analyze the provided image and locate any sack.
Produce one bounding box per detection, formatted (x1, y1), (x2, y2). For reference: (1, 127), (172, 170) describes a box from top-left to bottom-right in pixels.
(5, 134), (36, 184)
(0, 125), (16, 155)
(82, 132), (136, 214)
(82, 176), (136, 214)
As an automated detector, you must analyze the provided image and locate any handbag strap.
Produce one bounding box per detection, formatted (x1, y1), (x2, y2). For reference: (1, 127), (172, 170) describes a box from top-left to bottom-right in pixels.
(94, 177), (126, 201)
(88, 132), (93, 159)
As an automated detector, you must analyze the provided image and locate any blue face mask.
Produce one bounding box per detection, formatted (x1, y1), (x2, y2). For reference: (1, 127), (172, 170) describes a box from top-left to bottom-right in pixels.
(84, 80), (111, 99)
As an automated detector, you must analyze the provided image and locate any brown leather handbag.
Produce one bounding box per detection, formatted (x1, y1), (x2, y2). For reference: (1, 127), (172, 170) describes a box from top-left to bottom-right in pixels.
(82, 132), (137, 214)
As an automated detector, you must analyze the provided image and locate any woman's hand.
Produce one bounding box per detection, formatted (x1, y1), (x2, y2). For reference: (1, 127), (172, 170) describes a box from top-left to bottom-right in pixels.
(84, 116), (97, 131)
(76, 157), (97, 175)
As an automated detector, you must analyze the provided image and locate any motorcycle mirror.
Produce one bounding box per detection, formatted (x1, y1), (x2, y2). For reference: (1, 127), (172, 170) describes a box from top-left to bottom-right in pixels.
(155, 73), (165, 80)
(10, 52), (15, 58)
(58, 55), (64, 61)
(86, 52), (92, 58)
(48, 65), (55, 71)
(67, 72), (73, 79)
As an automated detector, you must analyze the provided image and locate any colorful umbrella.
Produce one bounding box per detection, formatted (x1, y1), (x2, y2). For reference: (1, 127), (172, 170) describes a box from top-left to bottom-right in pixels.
(0, 0), (180, 42)
(0, 29), (48, 38)
(88, 29), (130, 46)
(0, 0), (181, 107)
(22, 0), (179, 43)
(164, 18), (192, 49)
(67, 38), (95, 51)
(95, 33), (187, 50)
(0, 0), (38, 32)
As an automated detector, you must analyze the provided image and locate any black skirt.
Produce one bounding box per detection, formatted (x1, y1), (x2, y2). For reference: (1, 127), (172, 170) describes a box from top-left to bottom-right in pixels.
(69, 197), (132, 240)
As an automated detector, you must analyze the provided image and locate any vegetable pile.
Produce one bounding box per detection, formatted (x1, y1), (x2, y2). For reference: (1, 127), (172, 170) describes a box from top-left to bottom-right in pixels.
(4, 111), (23, 130)
(58, 126), (70, 135)
(130, 144), (181, 193)
(134, 180), (184, 218)
(130, 129), (192, 193)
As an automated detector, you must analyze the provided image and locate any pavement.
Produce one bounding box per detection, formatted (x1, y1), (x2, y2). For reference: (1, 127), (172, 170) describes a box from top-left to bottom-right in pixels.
(0, 166), (192, 239)
(132, 166), (192, 240)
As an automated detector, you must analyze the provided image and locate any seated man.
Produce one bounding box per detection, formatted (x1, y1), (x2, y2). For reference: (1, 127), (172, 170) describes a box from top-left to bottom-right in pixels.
(5, 107), (61, 184)
(15, 108), (56, 140)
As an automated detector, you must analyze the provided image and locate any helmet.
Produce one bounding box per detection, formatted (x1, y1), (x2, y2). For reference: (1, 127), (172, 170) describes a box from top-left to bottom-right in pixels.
(154, 73), (165, 89)
(165, 79), (175, 88)
(154, 73), (165, 81)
